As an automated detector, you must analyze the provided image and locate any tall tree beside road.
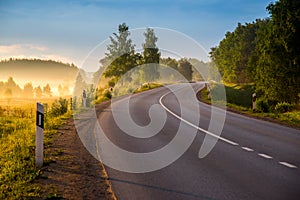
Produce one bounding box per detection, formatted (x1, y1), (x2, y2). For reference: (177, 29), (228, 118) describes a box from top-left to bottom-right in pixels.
(210, 0), (300, 104)
(210, 21), (260, 83)
(254, 0), (300, 103)
(142, 28), (161, 82)
(101, 23), (138, 82)
(178, 58), (193, 81)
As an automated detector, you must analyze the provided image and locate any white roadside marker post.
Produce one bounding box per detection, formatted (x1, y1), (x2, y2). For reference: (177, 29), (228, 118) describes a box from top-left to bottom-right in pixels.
(83, 90), (87, 109)
(36, 102), (44, 167)
(252, 93), (257, 110)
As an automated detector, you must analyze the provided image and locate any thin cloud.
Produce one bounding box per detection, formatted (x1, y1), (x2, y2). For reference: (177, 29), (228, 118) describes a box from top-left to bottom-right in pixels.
(0, 43), (75, 65)
(0, 44), (47, 54)
(0, 44), (22, 54)
(28, 44), (47, 51)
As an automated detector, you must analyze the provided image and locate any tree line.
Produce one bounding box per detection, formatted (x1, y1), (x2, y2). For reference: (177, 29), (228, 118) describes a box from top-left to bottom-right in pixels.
(0, 77), (69, 98)
(95, 23), (200, 90)
(210, 0), (300, 104)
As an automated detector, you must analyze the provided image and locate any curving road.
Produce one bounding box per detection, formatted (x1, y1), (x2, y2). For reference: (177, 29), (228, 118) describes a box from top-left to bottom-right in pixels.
(92, 82), (300, 200)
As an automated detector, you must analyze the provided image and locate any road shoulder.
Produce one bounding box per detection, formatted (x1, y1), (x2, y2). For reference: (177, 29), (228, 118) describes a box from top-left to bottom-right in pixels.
(36, 103), (116, 199)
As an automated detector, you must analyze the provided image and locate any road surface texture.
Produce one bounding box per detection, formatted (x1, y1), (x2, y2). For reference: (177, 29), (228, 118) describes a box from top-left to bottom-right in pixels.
(81, 83), (300, 200)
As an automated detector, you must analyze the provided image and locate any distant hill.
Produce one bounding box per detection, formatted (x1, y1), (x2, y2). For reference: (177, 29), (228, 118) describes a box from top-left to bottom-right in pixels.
(0, 58), (79, 84)
(0, 58), (79, 95)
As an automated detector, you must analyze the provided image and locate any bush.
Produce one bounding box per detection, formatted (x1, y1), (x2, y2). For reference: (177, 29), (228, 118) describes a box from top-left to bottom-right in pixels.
(50, 98), (68, 117)
(275, 102), (293, 113)
(256, 99), (269, 113)
(102, 89), (112, 99)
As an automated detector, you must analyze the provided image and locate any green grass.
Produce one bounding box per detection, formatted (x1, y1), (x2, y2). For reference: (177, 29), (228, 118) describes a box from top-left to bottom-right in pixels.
(0, 100), (72, 199)
(199, 83), (300, 128)
(133, 83), (163, 93)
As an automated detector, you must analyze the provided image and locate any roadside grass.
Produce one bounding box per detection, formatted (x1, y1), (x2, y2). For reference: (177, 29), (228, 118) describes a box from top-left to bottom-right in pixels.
(199, 83), (300, 129)
(133, 83), (163, 93)
(94, 82), (163, 104)
(0, 99), (72, 199)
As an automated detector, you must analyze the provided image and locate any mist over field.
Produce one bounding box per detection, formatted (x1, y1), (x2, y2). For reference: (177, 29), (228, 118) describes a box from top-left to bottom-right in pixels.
(0, 59), (78, 97)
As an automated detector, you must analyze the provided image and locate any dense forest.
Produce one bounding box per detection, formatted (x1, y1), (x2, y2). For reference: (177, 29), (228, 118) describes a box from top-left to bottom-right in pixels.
(210, 0), (300, 104)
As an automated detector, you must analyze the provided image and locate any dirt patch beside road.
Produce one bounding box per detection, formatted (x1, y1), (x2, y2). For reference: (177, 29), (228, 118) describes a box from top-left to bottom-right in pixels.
(36, 101), (116, 200)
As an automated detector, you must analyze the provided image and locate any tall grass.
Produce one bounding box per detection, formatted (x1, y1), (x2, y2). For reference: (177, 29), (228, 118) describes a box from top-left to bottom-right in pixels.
(0, 99), (72, 199)
(199, 83), (300, 128)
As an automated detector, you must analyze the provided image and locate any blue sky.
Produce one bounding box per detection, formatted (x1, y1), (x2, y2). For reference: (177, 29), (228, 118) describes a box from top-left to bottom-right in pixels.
(0, 0), (271, 66)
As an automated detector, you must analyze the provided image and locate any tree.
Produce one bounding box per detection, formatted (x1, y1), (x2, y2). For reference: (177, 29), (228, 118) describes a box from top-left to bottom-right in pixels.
(23, 82), (34, 97)
(141, 28), (161, 82)
(5, 77), (22, 97)
(160, 57), (178, 70)
(4, 88), (12, 98)
(210, 21), (261, 83)
(159, 57), (179, 81)
(43, 84), (52, 97)
(58, 84), (69, 96)
(101, 23), (137, 81)
(178, 58), (193, 81)
(35, 86), (43, 98)
(254, 0), (300, 103)
(73, 70), (88, 97)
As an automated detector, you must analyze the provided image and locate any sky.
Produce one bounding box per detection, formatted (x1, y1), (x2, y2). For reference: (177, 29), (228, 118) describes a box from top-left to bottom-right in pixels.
(0, 0), (272, 67)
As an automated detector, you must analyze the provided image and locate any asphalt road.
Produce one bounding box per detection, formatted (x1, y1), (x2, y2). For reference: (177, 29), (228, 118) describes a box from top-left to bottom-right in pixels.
(91, 82), (300, 200)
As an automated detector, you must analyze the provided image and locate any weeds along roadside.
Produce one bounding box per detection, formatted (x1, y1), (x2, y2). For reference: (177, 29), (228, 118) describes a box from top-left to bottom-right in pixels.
(0, 98), (72, 199)
(198, 83), (300, 129)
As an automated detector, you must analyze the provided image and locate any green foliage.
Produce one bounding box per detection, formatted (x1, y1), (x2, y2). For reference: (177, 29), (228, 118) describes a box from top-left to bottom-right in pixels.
(142, 28), (161, 82)
(159, 57), (180, 82)
(134, 83), (162, 93)
(50, 98), (68, 117)
(102, 89), (112, 99)
(199, 83), (300, 127)
(101, 23), (139, 80)
(274, 102), (293, 113)
(108, 79), (116, 88)
(0, 100), (72, 199)
(0, 106), (39, 199)
(225, 84), (255, 108)
(210, 0), (300, 104)
(256, 99), (270, 113)
(210, 21), (261, 83)
(254, 0), (300, 104)
(178, 58), (193, 81)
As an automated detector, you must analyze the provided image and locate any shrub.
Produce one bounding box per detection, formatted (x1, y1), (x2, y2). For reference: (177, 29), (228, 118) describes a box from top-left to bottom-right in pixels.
(102, 89), (112, 99)
(275, 102), (293, 113)
(50, 98), (68, 117)
(256, 99), (269, 113)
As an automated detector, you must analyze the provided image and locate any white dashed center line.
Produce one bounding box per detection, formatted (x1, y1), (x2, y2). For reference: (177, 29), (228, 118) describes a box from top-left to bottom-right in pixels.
(279, 162), (298, 169)
(242, 147), (254, 152)
(258, 153), (273, 159)
(159, 85), (298, 171)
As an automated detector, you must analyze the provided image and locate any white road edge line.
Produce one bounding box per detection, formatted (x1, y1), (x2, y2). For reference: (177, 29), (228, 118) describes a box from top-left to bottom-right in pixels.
(242, 147), (254, 152)
(279, 162), (298, 169)
(258, 153), (273, 159)
(159, 88), (238, 146)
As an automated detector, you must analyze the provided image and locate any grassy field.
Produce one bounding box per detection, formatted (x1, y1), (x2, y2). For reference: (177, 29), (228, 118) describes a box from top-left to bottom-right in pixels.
(199, 83), (300, 129)
(0, 98), (72, 199)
